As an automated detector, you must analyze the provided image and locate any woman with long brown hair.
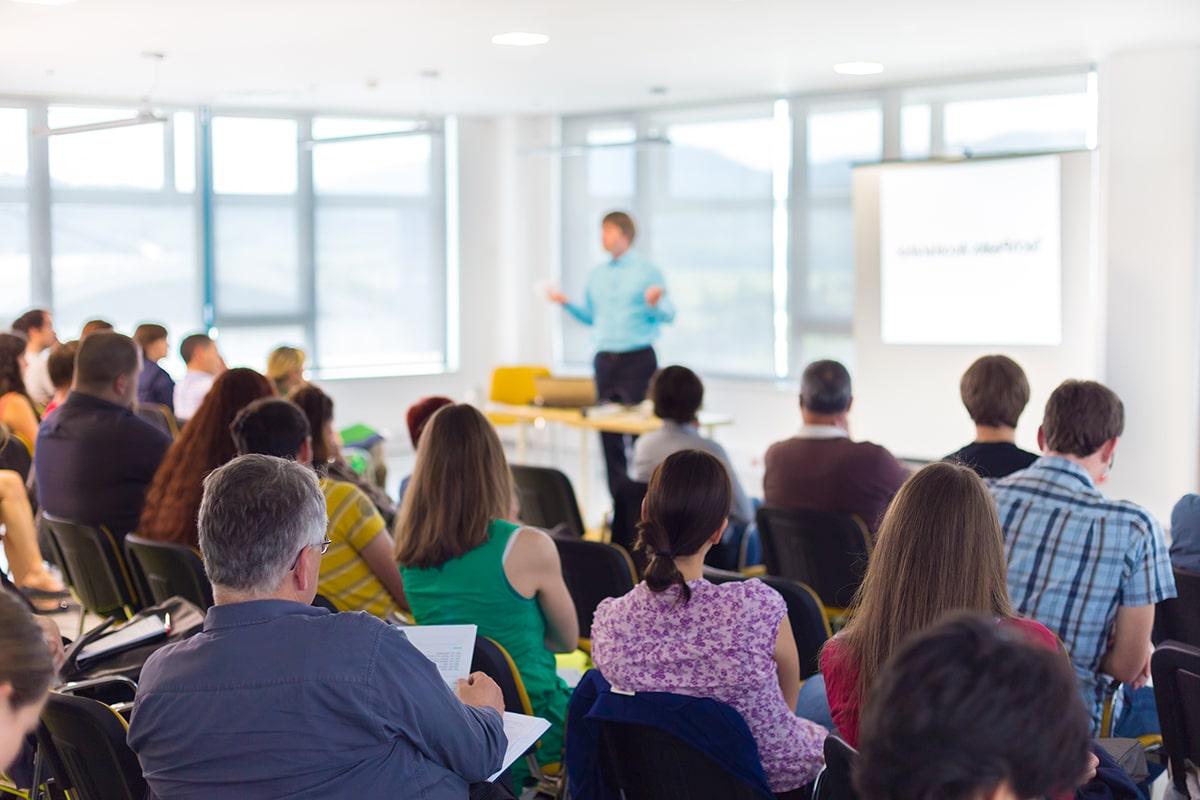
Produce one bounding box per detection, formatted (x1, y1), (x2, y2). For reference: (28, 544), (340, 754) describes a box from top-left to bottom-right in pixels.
(0, 334), (39, 453)
(138, 368), (274, 547)
(819, 461), (1058, 747)
(396, 404), (577, 788)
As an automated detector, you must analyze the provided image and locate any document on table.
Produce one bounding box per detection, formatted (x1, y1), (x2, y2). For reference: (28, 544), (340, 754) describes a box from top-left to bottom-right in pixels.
(490, 712), (552, 782)
(402, 624), (476, 687)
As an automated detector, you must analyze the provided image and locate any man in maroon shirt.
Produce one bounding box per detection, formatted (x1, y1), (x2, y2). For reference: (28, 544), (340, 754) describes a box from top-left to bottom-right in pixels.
(763, 360), (908, 533)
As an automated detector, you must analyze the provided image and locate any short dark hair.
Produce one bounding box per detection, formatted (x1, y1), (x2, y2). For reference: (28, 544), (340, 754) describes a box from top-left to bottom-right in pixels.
(74, 333), (138, 390)
(11, 309), (48, 336)
(1042, 380), (1124, 457)
(231, 398), (311, 460)
(80, 319), (114, 338)
(800, 359), (852, 414)
(180, 333), (213, 364)
(959, 355), (1030, 429)
(650, 366), (704, 424)
(854, 613), (1091, 800)
(602, 210), (637, 243)
(133, 323), (168, 350)
(47, 340), (80, 390)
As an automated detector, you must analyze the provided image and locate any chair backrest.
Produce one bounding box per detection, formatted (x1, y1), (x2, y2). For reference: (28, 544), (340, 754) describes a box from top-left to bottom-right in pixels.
(472, 635), (534, 715)
(512, 464), (586, 537)
(704, 568), (831, 679)
(1154, 567), (1200, 648)
(813, 736), (860, 800)
(1152, 640), (1200, 795)
(756, 506), (870, 610)
(124, 533), (214, 610)
(489, 365), (552, 406)
(554, 537), (637, 644)
(134, 403), (180, 439)
(312, 593), (339, 612)
(610, 479), (649, 572)
(37, 692), (147, 800)
(42, 515), (140, 619)
(0, 426), (32, 480)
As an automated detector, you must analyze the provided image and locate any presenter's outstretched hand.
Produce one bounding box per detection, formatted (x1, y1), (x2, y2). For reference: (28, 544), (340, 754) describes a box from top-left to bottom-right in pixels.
(456, 672), (505, 715)
(545, 286), (568, 305)
(645, 285), (664, 306)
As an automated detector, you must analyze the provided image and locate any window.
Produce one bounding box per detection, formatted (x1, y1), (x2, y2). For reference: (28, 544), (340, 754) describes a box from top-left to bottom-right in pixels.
(0, 108), (30, 324)
(47, 107), (165, 190)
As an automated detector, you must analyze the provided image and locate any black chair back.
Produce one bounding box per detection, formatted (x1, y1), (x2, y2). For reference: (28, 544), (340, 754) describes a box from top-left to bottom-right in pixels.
(554, 537), (637, 645)
(704, 568), (831, 679)
(1151, 641), (1200, 796)
(37, 693), (147, 800)
(813, 736), (860, 800)
(0, 427), (32, 481)
(755, 507), (870, 610)
(472, 636), (533, 715)
(124, 534), (214, 610)
(134, 403), (180, 439)
(610, 479), (649, 568)
(42, 515), (140, 619)
(597, 720), (772, 799)
(312, 593), (339, 612)
(512, 464), (585, 537)
(1154, 567), (1200, 648)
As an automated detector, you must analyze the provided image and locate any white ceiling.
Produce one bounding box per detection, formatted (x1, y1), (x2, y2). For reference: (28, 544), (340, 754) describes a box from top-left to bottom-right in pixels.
(0, 0), (1197, 116)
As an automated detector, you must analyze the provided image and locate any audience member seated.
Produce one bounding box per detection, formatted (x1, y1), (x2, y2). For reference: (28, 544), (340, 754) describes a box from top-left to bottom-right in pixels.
(632, 365), (753, 525)
(398, 395), (454, 502)
(991, 380), (1176, 736)
(0, 466), (66, 603)
(134, 323), (175, 412)
(763, 360), (907, 533)
(592, 450), (826, 794)
(819, 462), (1058, 748)
(397, 403), (578, 786)
(173, 333), (226, 422)
(266, 345), (306, 397)
(41, 339), (78, 419)
(854, 613), (1093, 800)
(0, 334), (40, 452)
(36, 333), (170, 541)
(80, 319), (113, 338)
(0, 590), (58, 774)
(138, 368), (273, 547)
(127, 454), (510, 800)
(10, 309), (56, 407)
(231, 398), (407, 617)
(292, 384), (398, 527)
(945, 354), (1039, 478)
(1169, 493), (1200, 573)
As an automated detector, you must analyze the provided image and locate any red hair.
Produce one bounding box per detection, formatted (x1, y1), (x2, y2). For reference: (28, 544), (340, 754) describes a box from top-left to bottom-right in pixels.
(138, 368), (275, 547)
(406, 396), (454, 448)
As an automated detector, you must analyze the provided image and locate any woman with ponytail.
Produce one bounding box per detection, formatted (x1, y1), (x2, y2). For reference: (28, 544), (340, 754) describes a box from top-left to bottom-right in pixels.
(591, 450), (826, 795)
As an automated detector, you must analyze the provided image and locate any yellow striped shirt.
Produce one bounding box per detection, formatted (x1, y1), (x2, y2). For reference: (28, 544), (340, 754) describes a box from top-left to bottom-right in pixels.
(317, 477), (397, 618)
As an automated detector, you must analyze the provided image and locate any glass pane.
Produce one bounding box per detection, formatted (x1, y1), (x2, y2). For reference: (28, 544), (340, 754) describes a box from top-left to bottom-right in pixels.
(212, 117), (297, 195)
(559, 206), (612, 367)
(315, 205), (444, 371)
(796, 332), (854, 374)
(652, 206), (775, 377)
(0, 108), (27, 188)
(214, 204), (300, 314)
(0, 203), (31, 324)
(312, 118), (430, 196)
(806, 203), (855, 317)
(48, 107), (165, 190)
(50, 203), (198, 360)
(586, 127), (635, 197)
(174, 112), (195, 193)
(214, 325), (307, 372)
(666, 117), (774, 199)
(901, 104), (931, 160)
(943, 93), (1090, 156)
(806, 106), (882, 193)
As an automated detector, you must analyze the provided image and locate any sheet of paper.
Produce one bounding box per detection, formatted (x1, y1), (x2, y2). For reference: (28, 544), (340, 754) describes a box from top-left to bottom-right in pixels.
(402, 624), (476, 687)
(490, 712), (552, 782)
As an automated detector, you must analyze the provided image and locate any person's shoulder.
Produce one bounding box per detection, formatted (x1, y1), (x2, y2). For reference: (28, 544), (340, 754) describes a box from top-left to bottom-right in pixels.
(594, 583), (640, 624)
(736, 578), (787, 611)
(765, 436), (803, 460)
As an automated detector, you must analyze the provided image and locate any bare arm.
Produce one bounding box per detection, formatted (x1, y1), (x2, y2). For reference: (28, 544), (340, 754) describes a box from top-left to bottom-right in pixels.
(773, 615), (801, 711)
(506, 528), (580, 652)
(1100, 605), (1154, 685)
(358, 530), (410, 612)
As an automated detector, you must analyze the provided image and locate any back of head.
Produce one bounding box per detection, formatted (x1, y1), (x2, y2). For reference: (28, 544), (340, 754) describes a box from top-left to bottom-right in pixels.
(290, 384), (335, 466)
(74, 332), (138, 394)
(0, 589), (56, 712)
(80, 319), (114, 338)
(266, 346), (305, 386)
(638, 449), (732, 603)
(133, 323), (168, 351)
(199, 454), (327, 595)
(1042, 380), (1124, 457)
(0, 333), (28, 397)
(47, 340), (81, 391)
(406, 396), (454, 449)
(395, 403), (511, 569)
(602, 210), (637, 243)
(231, 398), (310, 459)
(840, 462), (1011, 703)
(800, 359), (852, 415)
(855, 613), (1090, 800)
(650, 366), (704, 424)
(959, 355), (1030, 428)
(11, 309), (47, 338)
(179, 333), (213, 366)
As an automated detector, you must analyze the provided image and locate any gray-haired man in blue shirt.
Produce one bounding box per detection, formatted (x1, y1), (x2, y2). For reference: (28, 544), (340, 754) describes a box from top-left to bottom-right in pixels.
(127, 454), (511, 799)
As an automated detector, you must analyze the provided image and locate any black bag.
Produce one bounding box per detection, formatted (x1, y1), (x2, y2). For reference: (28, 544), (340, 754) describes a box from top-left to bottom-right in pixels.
(60, 596), (205, 685)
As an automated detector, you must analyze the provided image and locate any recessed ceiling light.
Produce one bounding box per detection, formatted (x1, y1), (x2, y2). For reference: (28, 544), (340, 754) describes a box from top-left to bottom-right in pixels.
(834, 61), (884, 76)
(10, 0), (78, 5)
(492, 31), (549, 47)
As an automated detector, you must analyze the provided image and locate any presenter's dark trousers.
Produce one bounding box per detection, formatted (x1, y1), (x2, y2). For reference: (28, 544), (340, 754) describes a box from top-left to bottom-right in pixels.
(593, 346), (658, 498)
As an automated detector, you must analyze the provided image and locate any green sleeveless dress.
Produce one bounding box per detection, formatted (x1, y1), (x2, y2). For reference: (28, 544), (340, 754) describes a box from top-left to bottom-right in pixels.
(400, 519), (570, 783)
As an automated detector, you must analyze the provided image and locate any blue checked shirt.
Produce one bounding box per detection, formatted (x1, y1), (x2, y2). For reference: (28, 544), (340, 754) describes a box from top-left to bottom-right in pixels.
(564, 252), (675, 353)
(991, 456), (1176, 732)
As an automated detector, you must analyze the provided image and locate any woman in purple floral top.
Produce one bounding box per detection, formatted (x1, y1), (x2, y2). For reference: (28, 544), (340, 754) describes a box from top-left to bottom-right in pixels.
(591, 450), (826, 794)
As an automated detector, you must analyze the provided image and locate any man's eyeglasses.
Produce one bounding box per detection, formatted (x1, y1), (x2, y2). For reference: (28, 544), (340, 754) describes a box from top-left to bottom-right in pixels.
(290, 538), (332, 571)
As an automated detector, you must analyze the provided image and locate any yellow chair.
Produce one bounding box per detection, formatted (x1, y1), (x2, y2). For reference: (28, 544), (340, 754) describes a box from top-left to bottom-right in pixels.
(486, 365), (551, 427)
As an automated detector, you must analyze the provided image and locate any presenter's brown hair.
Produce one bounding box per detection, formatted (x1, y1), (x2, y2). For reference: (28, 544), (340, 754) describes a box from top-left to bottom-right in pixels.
(602, 211), (636, 243)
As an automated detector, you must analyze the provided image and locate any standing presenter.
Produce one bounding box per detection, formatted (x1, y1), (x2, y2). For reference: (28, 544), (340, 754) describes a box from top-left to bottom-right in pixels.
(546, 211), (675, 498)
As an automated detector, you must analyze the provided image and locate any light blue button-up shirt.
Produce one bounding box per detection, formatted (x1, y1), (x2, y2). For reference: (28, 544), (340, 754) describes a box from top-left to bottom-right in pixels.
(564, 252), (675, 354)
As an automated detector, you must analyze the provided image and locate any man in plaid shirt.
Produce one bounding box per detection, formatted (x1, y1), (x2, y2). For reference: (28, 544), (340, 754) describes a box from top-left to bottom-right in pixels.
(991, 380), (1176, 735)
